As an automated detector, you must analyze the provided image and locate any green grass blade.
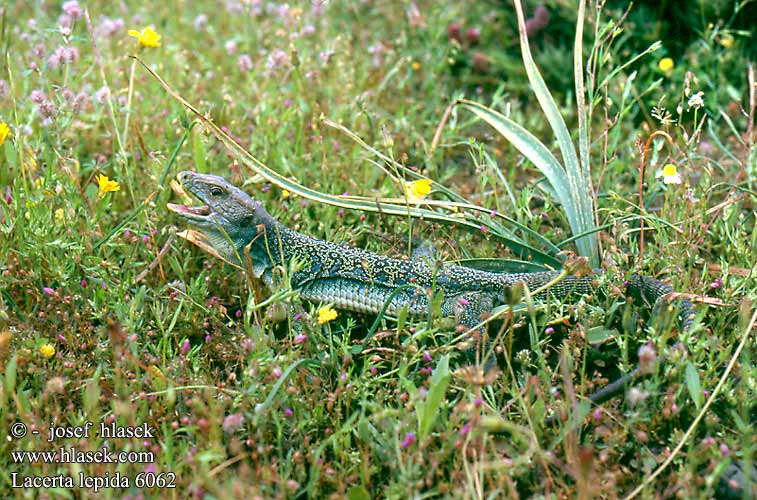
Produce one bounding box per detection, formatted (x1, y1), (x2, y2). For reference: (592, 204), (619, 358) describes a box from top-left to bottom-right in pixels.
(512, 0), (596, 261)
(457, 100), (578, 236)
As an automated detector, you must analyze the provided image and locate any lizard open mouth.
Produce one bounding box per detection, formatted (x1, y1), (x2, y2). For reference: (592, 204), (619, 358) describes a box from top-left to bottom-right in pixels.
(167, 203), (211, 217)
(167, 178), (213, 221)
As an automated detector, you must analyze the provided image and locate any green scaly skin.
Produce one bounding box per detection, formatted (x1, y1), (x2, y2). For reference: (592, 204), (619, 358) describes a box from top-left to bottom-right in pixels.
(168, 171), (695, 403)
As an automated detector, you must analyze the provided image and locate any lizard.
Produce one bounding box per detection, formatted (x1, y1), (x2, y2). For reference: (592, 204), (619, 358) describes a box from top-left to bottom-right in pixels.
(167, 170), (695, 404)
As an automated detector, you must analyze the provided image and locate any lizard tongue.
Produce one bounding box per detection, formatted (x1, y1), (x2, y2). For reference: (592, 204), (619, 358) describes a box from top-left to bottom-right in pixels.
(167, 203), (211, 216)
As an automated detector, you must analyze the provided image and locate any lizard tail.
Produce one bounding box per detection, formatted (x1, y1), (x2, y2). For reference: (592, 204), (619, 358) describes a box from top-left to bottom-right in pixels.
(625, 274), (696, 331)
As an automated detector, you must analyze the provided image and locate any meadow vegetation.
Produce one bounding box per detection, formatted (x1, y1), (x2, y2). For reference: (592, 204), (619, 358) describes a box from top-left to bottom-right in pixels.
(0, 1), (755, 498)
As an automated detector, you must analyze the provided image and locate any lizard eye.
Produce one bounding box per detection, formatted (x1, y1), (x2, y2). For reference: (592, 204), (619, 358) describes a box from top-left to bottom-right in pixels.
(209, 187), (225, 197)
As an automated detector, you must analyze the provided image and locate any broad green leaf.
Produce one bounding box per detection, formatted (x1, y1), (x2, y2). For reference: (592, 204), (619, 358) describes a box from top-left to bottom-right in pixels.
(5, 354), (16, 395)
(83, 366), (101, 415)
(192, 130), (208, 173)
(417, 354), (450, 440)
(685, 362), (703, 410)
(347, 486), (372, 500)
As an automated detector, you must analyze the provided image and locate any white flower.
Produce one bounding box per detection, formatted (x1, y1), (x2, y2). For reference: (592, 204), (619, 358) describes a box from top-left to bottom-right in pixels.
(687, 91), (704, 110)
(657, 163), (682, 185)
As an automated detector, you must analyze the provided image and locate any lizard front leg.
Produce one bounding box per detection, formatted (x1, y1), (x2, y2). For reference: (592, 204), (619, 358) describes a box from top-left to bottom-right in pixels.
(442, 292), (495, 365)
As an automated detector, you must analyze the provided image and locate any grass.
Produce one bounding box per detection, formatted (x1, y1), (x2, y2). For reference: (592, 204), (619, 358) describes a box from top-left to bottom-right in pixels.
(1, 1), (755, 499)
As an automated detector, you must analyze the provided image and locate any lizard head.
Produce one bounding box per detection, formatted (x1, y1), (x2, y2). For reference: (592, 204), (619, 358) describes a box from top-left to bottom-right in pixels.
(168, 171), (273, 265)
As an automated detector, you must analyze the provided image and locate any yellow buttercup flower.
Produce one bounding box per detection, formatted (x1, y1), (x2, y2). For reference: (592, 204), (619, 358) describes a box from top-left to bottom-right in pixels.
(403, 179), (432, 203)
(97, 174), (120, 197)
(658, 57), (674, 73)
(282, 189), (290, 200)
(317, 305), (338, 325)
(0, 122), (10, 147)
(39, 343), (55, 359)
(128, 27), (161, 48)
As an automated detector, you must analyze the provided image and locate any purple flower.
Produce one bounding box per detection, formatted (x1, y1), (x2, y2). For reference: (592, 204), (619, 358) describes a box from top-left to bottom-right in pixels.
(284, 407), (293, 417)
(58, 14), (73, 29)
(294, 334), (307, 344)
(80, 279), (87, 287)
(719, 443), (730, 456)
(319, 50), (334, 64)
(237, 54), (253, 72)
(545, 326), (554, 335)
(710, 277), (723, 289)
(42, 287), (55, 296)
(266, 48), (289, 71)
(193, 14), (208, 31)
(62, 1), (82, 19)
(423, 351), (432, 363)
(458, 424), (471, 436)
(31, 89), (46, 104)
(37, 101), (56, 120)
(222, 412), (244, 433)
(48, 46), (65, 68)
(400, 432), (416, 448)
(97, 17), (124, 38)
(638, 342), (657, 374)
(94, 86), (109, 104)
(180, 339), (190, 355)
(72, 91), (88, 113)
(224, 40), (238, 55)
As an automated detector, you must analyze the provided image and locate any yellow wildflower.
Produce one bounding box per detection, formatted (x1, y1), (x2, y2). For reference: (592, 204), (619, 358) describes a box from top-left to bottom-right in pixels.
(403, 179), (432, 203)
(719, 34), (734, 49)
(282, 189), (290, 200)
(317, 305), (338, 325)
(97, 174), (120, 197)
(412, 61), (421, 71)
(0, 122), (9, 147)
(128, 27), (161, 48)
(659, 163), (682, 185)
(39, 343), (55, 359)
(658, 57), (674, 73)
(54, 208), (65, 221)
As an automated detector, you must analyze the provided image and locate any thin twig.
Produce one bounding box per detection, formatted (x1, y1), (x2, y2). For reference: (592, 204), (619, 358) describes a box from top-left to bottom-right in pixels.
(135, 230), (175, 283)
(637, 130), (673, 263)
(430, 100), (456, 159)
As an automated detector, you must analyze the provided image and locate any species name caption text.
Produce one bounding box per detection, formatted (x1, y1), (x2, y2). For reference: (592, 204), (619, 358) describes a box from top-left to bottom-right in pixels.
(9, 421), (175, 492)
